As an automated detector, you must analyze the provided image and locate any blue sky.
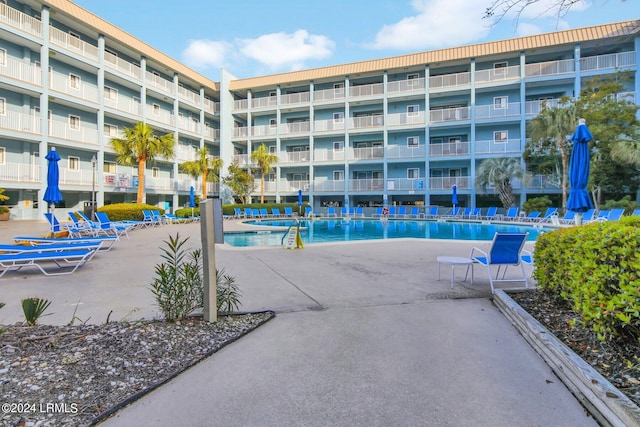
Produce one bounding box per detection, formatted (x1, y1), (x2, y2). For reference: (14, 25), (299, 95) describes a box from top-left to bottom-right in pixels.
(71, 0), (637, 82)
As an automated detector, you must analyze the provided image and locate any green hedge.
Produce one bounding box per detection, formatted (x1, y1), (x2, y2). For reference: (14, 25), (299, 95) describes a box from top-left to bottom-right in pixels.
(533, 216), (640, 341)
(174, 203), (311, 219)
(97, 203), (164, 221)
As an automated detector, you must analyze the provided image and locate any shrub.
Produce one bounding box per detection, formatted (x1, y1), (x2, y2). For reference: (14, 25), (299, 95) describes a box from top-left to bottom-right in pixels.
(523, 196), (552, 214)
(98, 203), (165, 221)
(533, 216), (640, 341)
(599, 195), (638, 214)
(217, 268), (241, 313)
(21, 297), (52, 326)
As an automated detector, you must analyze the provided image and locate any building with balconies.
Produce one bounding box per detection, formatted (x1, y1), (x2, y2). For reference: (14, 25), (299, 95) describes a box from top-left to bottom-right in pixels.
(1, 0), (638, 219)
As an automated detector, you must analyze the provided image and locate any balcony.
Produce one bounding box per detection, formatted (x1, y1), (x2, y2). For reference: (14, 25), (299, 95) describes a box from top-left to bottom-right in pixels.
(386, 111), (426, 127)
(233, 99), (248, 110)
(386, 144), (426, 159)
(528, 174), (560, 190)
(49, 120), (99, 145)
(232, 154), (250, 166)
(349, 115), (384, 129)
(429, 176), (471, 190)
(313, 87), (345, 103)
(251, 96), (276, 109)
(49, 26), (99, 62)
(58, 167), (94, 185)
(178, 86), (200, 105)
(281, 179), (309, 192)
(429, 71), (470, 89)
(146, 106), (175, 127)
(233, 126), (248, 138)
(475, 101), (521, 120)
(0, 161), (40, 183)
(253, 179), (277, 193)
(349, 83), (384, 98)
(524, 98), (560, 116)
(429, 141), (470, 156)
(312, 179), (345, 192)
(349, 178), (385, 191)
(204, 98), (219, 114)
(314, 118), (345, 133)
(313, 148), (345, 162)
(251, 124), (277, 138)
(50, 70), (99, 103)
(525, 58), (574, 77)
(351, 146), (384, 160)
(580, 51), (635, 71)
(385, 178), (427, 191)
(387, 78), (425, 94)
(104, 96), (142, 115)
(0, 3), (42, 38)
(0, 56), (41, 86)
(204, 126), (219, 140)
(475, 65), (520, 84)
(475, 139), (521, 155)
(178, 119), (200, 134)
(0, 110), (41, 135)
(281, 92), (310, 106)
(145, 71), (175, 96)
(104, 51), (142, 80)
(145, 176), (175, 191)
(280, 121), (310, 135)
(429, 107), (470, 123)
(280, 151), (310, 163)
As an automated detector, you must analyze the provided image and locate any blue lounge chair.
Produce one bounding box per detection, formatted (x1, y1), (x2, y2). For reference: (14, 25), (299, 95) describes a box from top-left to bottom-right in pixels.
(233, 207), (245, 218)
(44, 213), (85, 237)
(284, 207), (294, 217)
(259, 208), (270, 218)
(559, 210), (575, 224)
(305, 206), (313, 217)
(372, 207), (383, 218)
(523, 211), (540, 221)
(388, 206), (397, 217)
(443, 206), (460, 218)
(0, 243), (101, 277)
(536, 207), (558, 223)
(461, 207), (472, 218)
(503, 207), (519, 220)
(604, 208), (624, 221)
(13, 235), (118, 251)
(483, 206), (498, 220)
(581, 208), (596, 223)
(271, 208), (282, 217)
(251, 208), (261, 218)
(355, 206), (364, 217)
(408, 207), (422, 218)
(466, 232), (529, 294)
(396, 206), (407, 218)
(425, 206), (439, 219)
(632, 209), (640, 217)
(327, 206), (337, 217)
(470, 208), (482, 219)
(164, 213), (190, 224)
(341, 206), (348, 216)
(244, 208), (253, 218)
(95, 212), (134, 239)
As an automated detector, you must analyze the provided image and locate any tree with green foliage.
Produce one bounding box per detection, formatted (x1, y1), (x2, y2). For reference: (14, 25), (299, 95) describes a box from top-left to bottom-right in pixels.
(526, 99), (576, 209)
(179, 147), (223, 200)
(111, 122), (175, 204)
(475, 157), (525, 209)
(223, 162), (255, 204)
(250, 144), (278, 204)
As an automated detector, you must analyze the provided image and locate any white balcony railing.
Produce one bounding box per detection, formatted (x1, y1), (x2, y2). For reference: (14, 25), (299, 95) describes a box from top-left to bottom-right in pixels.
(178, 86), (199, 104)
(104, 97), (142, 115)
(253, 179), (277, 193)
(49, 120), (98, 144)
(251, 124), (277, 138)
(204, 98), (218, 113)
(386, 144), (426, 158)
(349, 178), (385, 191)
(351, 146), (384, 160)
(146, 106), (175, 126)
(350, 115), (384, 129)
(0, 56), (41, 85)
(0, 161), (40, 183)
(233, 99), (248, 110)
(475, 101), (521, 119)
(251, 96), (276, 109)
(49, 70), (99, 103)
(280, 151), (310, 163)
(281, 180), (310, 192)
(475, 65), (520, 84)
(314, 118), (345, 133)
(145, 176), (175, 191)
(145, 71), (175, 95)
(281, 92), (310, 106)
(104, 51), (142, 80)
(580, 51), (636, 71)
(232, 154), (250, 166)
(429, 142), (470, 156)
(386, 111), (426, 127)
(525, 58), (574, 77)
(313, 149), (345, 162)
(0, 3), (42, 37)
(429, 176), (470, 190)
(384, 178), (427, 191)
(475, 139), (521, 154)
(178, 119), (200, 134)
(429, 72), (470, 89)
(528, 174), (561, 189)
(387, 78), (425, 94)
(524, 98), (561, 116)
(58, 167), (94, 185)
(313, 87), (346, 103)
(312, 179), (345, 192)
(349, 83), (384, 98)
(0, 110), (41, 135)
(429, 107), (470, 123)
(233, 127), (248, 138)
(280, 121), (310, 134)
(49, 26), (99, 62)
(204, 126), (219, 140)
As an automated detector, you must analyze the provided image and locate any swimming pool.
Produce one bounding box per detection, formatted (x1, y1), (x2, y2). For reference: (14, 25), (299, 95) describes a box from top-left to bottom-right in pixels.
(224, 218), (548, 247)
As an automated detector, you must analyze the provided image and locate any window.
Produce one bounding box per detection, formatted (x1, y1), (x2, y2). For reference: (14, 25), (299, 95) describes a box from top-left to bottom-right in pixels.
(431, 137), (443, 144)
(494, 131), (508, 143)
(269, 91), (276, 98)
(68, 156), (79, 170)
(104, 86), (118, 101)
(334, 83), (344, 95)
(407, 73), (419, 85)
(407, 136), (419, 147)
(69, 115), (80, 130)
(268, 173), (276, 182)
(69, 74), (81, 89)
(333, 112), (344, 123)
(152, 104), (160, 115)
(268, 145), (276, 154)
(494, 96), (508, 109)
(407, 105), (419, 117)
(407, 168), (420, 179)
(152, 167), (159, 178)
(0, 98), (5, 115)
(103, 161), (116, 174)
(0, 147), (5, 165)
(449, 137), (462, 144)
(333, 170), (344, 181)
(333, 141), (344, 151)
(269, 118), (277, 128)
(0, 48), (6, 66)
(104, 124), (118, 137)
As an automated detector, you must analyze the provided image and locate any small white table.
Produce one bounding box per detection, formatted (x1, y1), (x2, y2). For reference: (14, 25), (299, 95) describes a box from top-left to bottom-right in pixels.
(437, 256), (474, 288)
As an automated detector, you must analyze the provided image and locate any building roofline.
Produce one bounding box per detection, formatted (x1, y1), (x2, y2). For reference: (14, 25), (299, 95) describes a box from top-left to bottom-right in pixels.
(46, 0), (219, 92)
(229, 19), (640, 91)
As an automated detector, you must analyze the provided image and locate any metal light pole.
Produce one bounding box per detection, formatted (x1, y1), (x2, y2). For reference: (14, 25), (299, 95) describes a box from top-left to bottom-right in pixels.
(91, 154), (97, 220)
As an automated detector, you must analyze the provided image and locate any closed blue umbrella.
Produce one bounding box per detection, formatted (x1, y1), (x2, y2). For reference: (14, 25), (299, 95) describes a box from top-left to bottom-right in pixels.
(43, 148), (63, 213)
(567, 119), (594, 213)
(451, 185), (458, 209)
(189, 186), (196, 208)
(298, 189), (303, 215)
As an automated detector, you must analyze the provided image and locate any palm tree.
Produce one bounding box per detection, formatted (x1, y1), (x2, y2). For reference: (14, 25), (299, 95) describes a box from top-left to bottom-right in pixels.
(527, 102), (576, 209)
(475, 157), (525, 209)
(179, 147), (223, 199)
(250, 144), (278, 203)
(110, 122), (175, 204)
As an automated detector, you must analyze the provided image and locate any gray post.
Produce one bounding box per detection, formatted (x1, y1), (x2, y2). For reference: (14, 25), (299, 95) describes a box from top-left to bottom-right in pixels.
(200, 199), (217, 322)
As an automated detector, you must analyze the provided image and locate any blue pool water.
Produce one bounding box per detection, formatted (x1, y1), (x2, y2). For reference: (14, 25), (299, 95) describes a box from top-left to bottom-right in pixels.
(224, 219), (547, 247)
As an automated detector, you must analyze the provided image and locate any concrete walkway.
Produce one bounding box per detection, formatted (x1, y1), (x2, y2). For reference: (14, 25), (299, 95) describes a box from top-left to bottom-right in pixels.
(0, 219), (597, 426)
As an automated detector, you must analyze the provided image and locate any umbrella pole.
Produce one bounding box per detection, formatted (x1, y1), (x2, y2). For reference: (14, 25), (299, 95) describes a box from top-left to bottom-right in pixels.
(575, 213), (583, 226)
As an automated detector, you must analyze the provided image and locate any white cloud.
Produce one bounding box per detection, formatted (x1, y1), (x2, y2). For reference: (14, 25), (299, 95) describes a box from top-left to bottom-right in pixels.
(182, 39), (231, 70)
(237, 30), (335, 71)
(367, 0), (489, 50)
(516, 22), (543, 37)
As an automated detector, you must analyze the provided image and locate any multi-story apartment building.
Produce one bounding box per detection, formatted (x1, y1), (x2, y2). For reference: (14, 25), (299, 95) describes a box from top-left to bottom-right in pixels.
(1, 1), (638, 219)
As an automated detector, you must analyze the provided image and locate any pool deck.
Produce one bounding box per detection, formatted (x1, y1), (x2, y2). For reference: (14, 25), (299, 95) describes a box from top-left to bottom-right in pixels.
(0, 218), (596, 427)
